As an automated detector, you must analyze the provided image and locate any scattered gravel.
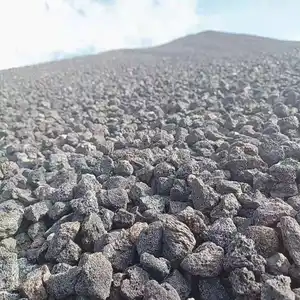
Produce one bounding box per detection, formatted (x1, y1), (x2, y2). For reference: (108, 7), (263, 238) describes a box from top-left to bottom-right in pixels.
(1, 30), (300, 299)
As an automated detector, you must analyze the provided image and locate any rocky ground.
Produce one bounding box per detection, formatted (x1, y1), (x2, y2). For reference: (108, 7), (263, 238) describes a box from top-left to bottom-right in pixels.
(1, 31), (300, 299)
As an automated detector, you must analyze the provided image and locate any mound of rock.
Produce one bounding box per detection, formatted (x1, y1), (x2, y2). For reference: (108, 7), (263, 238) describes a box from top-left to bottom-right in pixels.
(1, 30), (300, 299)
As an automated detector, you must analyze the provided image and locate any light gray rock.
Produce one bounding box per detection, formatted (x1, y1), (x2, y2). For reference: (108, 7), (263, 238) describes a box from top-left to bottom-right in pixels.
(0, 247), (19, 291)
(0, 200), (24, 239)
(20, 265), (50, 300)
(261, 275), (295, 300)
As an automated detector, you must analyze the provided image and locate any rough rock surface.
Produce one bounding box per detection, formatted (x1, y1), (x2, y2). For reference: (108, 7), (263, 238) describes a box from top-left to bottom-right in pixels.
(1, 30), (300, 299)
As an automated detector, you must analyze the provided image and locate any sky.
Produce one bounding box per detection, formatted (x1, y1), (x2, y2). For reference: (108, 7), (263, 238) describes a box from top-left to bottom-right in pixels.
(0, 0), (299, 70)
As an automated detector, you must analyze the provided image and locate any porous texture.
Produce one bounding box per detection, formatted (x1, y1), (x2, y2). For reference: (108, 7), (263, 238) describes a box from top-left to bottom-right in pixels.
(1, 30), (300, 299)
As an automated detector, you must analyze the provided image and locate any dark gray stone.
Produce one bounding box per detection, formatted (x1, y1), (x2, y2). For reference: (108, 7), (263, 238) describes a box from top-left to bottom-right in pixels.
(114, 160), (134, 176)
(97, 188), (129, 211)
(162, 217), (196, 264)
(102, 230), (135, 271)
(261, 275), (295, 300)
(181, 242), (224, 277)
(45, 221), (81, 264)
(137, 221), (163, 257)
(80, 212), (106, 251)
(120, 266), (149, 300)
(280, 216), (300, 267)
(75, 253), (113, 300)
(164, 270), (191, 300)
(267, 253), (291, 275)
(206, 217), (237, 248)
(144, 280), (181, 300)
(198, 278), (231, 300)
(229, 267), (261, 297)
(140, 252), (171, 281)
(113, 209), (135, 229)
(188, 175), (219, 213)
(244, 226), (280, 258)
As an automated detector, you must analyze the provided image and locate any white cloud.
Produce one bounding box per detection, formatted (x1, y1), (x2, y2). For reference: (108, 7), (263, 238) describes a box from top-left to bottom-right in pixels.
(0, 0), (299, 71)
(0, 0), (202, 70)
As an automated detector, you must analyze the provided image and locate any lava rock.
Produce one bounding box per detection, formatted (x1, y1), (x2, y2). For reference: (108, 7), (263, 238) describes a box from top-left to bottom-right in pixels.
(97, 188), (129, 211)
(137, 221), (163, 257)
(280, 216), (300, 267)
(244, 226), (280, 258)
(102, 230), (135, 271)
(229, 267), (261, 297)
(21, 265), (50, 300)
(198, 278), (231, 300)
(114, 160), (134, 176)
(261, 275), (295, 300)
(162, 217), (196, 264)
(252, 198), (296, 226)
(24, 201), (50, 222)
(75, 252), (113, 300)
(0, 200), (24, 239)
(120, 265), (149, 300)
(188, 175), (219, 213)
(0, 247), (19, 292)
(164, 269), (191, 300)
(180, 242), (224, 277)
(80, 212), (107, 251)
(140, 252), (171, 281)
(45, 221), (81, 264)
(143, 280), (181, 300)
(206, 217), (237, 248)
(266, 253), (291, 275)
(113, 209), (135, 229)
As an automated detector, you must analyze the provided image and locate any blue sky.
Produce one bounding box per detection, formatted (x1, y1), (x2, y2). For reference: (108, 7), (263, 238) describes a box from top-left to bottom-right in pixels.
(0, 0), (299, 70)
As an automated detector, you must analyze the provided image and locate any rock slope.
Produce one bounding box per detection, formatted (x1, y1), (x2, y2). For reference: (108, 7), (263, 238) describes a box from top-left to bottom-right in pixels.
(1, 30), (300, 299)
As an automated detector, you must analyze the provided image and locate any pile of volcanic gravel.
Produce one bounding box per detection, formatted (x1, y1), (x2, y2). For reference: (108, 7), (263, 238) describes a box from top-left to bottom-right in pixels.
(1, 31), (300, 299)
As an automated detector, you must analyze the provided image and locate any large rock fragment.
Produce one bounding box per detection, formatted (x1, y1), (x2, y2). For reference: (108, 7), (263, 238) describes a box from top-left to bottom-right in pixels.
(144, 280), (181, 300)
(46, 266), (81, 299)
(181, 242), (224, 277)
(0, 247), (19, 291)
(188, 175), (219, 213)
(0, 200), (24, 239)
(45, 221), (81, 264)
(75, 252), (113, 300)
(280, 216), (300, 267)
(162, 217), (196, 264)
(198, 278), (231, 300)
(20, 265), (50, 300)
(261, 275), (295, 300)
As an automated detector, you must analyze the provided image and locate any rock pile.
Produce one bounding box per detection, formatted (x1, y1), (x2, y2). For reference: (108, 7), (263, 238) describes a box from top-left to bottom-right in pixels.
(1, 31), (300, 299)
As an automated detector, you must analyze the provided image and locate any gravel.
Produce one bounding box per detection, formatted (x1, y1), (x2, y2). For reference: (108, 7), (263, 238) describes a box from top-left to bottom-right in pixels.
(0, 30), (300, 298)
